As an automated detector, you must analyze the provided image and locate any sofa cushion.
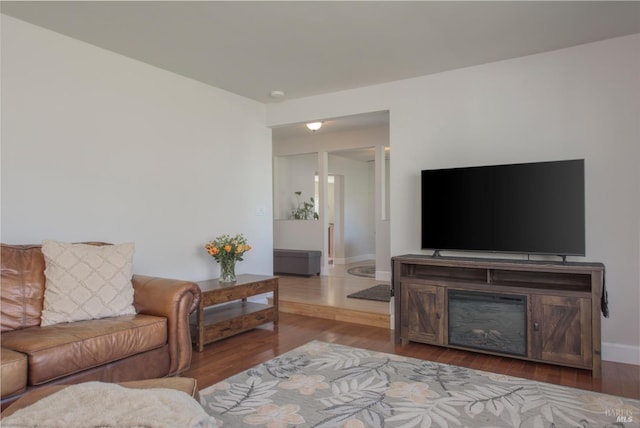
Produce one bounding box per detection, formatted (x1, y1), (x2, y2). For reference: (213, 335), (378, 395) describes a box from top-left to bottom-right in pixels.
(0, 314), (167, 385)
(1, 245), (47, 332)
(40, 241), (136, 326)
(0, 348), (28, 398)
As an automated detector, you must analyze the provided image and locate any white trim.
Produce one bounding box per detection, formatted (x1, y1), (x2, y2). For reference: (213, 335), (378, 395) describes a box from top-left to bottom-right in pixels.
(602, 342), (640, 365)
(333, 254), (375, 265)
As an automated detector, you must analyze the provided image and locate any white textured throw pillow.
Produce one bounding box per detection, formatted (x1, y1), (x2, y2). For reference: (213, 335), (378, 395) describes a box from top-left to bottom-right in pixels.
(40, 240), (136, 326)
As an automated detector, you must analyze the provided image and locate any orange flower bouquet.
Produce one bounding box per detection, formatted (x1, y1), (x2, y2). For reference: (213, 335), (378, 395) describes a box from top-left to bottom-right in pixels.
(205, 234), (251, 282)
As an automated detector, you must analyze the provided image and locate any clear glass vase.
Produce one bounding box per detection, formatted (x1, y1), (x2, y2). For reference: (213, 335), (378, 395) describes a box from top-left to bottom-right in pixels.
(219, 258), (236, 283)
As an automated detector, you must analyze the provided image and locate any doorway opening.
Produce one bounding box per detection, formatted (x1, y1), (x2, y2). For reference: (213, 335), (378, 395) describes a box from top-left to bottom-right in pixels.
(272, 111), (390, 281)
(315, 174), (337, 264)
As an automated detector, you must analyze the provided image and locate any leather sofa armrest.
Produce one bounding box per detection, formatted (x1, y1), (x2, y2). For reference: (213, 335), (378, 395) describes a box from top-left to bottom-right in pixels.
(132, 275), (201, 376)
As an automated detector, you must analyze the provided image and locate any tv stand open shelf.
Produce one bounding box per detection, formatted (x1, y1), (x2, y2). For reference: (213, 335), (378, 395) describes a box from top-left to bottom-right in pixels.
(393, 255), (604, 377)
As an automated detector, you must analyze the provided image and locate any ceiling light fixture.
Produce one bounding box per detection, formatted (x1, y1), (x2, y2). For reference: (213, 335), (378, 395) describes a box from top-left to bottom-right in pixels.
(306, 122), (323, 132)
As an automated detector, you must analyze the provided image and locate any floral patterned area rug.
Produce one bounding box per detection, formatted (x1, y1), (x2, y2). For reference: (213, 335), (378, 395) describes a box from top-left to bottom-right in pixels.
(199, 341), (639, 427)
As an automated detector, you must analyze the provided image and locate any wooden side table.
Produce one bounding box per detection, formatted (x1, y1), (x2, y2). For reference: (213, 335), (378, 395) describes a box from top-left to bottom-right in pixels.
(191, 274), (279, 352)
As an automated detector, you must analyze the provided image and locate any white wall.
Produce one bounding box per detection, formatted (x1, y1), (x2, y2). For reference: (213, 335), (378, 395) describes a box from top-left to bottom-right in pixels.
(273, 220), (323, 252)
(267, 35), (640, 364)
(273, 153), (318, 220)
(1, 16), (273, 281)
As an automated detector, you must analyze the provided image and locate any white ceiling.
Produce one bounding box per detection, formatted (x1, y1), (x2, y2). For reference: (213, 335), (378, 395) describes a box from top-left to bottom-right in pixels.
(2, 1), (639, 106)
(271, 110), (390, 139)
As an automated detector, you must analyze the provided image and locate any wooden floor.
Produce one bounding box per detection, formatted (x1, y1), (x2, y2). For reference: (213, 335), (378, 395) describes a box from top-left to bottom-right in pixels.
(184, 261), (640, 400)
(184, 312), (640, 400)
(275, 261), (391, 328)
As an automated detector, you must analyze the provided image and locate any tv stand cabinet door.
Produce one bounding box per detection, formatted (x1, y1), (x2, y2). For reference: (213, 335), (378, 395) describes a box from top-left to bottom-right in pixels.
(531, 294), (592, 369)
(401, 283), (445, 345)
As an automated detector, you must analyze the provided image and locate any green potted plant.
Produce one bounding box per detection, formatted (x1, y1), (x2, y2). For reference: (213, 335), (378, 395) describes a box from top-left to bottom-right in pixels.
(290, 191), (319, 220)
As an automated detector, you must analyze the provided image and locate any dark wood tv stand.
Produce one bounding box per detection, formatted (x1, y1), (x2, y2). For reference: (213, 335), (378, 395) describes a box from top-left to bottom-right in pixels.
(393, 255), (604, 377)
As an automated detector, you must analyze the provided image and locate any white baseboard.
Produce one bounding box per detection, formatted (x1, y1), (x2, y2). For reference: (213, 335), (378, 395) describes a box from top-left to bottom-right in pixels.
(333, 254), (375, 265)
(602, 342), (640, 365)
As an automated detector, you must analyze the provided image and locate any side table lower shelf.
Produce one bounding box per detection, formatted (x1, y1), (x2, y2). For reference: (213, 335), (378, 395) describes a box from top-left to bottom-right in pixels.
(191, 274), (279, 352)
(195, 301), (276, 345)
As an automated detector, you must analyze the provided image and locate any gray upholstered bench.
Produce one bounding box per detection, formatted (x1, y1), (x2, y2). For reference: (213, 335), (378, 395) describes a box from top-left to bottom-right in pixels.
(273, 249), (321, 277)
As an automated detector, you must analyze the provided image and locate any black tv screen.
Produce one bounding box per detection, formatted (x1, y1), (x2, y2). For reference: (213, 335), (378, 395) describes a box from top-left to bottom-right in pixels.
(421, 159), (585, 256)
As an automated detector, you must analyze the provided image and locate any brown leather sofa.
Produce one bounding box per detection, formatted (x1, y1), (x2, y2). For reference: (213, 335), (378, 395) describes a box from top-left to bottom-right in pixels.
(0, 243), (202, 410)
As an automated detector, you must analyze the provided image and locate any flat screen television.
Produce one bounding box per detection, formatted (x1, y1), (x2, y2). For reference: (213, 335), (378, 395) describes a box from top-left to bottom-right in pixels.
(421, 159), (585, 256)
